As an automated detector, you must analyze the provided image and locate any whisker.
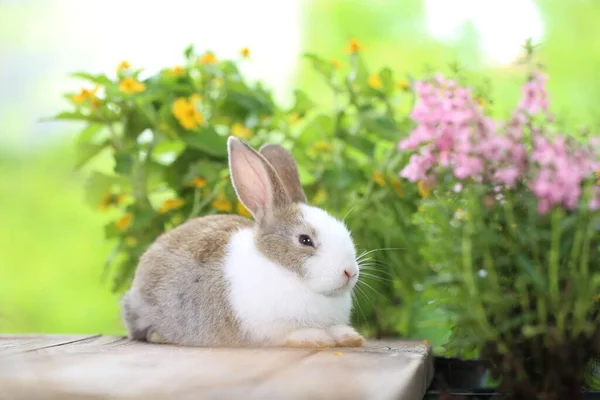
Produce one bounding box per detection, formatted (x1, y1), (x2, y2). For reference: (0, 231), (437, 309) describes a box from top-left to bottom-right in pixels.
(359, 273), (392, 283)
(351, 291), (368, 324)
(356, 248), (404, 262)
(357, 279), (380, 295)
(354, 284), (375, 308)
(342, 203), (361, 222)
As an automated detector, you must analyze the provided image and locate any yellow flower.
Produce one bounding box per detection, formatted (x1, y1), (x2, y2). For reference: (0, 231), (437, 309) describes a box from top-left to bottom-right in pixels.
(99, 193), (126, 211)
(397, 80), (410, 91)
(198, 52), (217, 65)
(212, 193), (232, 212)
(71, 86), (99, 104)
(594, 294), (600, 303)
(422, 339), (431, 345)
(511, 223), (517, 229)
(124, 236), (138, 248)
(288, 113), (300, 125)
(237, 201), (252, 218)
(330, 59), (342, 70)
(172, 97), (204, 130)
(159, 198), (185, 214)
(119, 77), (146, 94)
(240, 47), (250, 59)
(417, 180), (431, 199)
(231, 123), (252, 140)
(475, 97), (486, 108)
(116, 60), (131, 73)
(170, 65), (185, 76)
(372, 170), (386, 186)
(498, 225), (504, 231)
(90, 97), (102, 110)
(190, 177), (208, 189)
(345, 38), (364, 54)
(115, 214), (133, 231)
(312, 141), (333, 152)
(391, 180), (403, 197)
(368, 74), (382, 90)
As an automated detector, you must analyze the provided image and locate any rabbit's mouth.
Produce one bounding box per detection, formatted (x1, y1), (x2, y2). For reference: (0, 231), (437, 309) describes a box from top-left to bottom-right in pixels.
(323, 279), (356, 297)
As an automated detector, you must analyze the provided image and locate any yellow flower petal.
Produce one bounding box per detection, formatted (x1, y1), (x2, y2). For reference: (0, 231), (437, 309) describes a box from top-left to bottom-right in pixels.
(345, 38), (364, 54)
(212, 194), (232, 212)
(172, 97), (204, 130)
(198, 52), (217, 65)
(119, 77), (146, 94)
(116, 214), (133, 231)
(117, 60), (131, 72)
(368, 74), (382, 89)
(372, 170), (386, 186)
(397, 80), (410, 91)
(159, 198), (185, 214)
(171, 65), (185, 76)
(231, 123), (252, 140)
(240, 47), (250, 59)
(192, 177), (208, 188)
(417, 180), (431, 199)
(237, 201), (252, 218)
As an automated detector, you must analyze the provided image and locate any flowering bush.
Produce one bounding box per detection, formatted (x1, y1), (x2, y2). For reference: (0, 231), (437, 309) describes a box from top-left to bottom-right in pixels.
(53, 42), (431, 339)
(399, 52), (600, 398)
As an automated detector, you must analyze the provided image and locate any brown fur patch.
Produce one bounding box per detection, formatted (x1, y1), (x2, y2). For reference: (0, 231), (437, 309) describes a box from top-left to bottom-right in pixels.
(255, 204), (317, 276)
(259, 144), (307, 203)
(123, 214), (253, 346)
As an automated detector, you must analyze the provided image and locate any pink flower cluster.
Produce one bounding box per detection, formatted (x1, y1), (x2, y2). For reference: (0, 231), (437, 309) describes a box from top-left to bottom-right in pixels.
(398, 72), (600, 214)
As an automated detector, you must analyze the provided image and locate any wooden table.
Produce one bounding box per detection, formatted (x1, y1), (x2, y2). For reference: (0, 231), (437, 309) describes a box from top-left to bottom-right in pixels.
(0, 335), (434, 400)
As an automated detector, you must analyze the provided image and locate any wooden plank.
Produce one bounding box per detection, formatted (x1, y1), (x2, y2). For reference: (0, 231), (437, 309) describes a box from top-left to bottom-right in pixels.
(0, 334), (99, 356)
(247, 341), (432, 400)
(0, 336), (433, 400)
(0, 336), (315, 400)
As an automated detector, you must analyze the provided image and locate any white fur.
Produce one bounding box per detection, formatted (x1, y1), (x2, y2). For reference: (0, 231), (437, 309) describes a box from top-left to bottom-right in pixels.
(223, 205), (359, 346)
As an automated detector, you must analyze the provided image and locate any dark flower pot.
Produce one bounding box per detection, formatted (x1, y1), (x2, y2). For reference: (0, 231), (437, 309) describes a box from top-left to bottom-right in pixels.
(424, 357), (600, 399)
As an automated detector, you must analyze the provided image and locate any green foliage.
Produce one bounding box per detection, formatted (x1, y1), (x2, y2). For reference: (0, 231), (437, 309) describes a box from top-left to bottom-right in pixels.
(55, 44), (432, 340)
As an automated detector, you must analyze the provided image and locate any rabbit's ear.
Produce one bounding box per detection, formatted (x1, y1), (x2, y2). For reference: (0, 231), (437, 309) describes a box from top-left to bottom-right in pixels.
(228, 137), (290, 220)
(258, 143), (307, 203)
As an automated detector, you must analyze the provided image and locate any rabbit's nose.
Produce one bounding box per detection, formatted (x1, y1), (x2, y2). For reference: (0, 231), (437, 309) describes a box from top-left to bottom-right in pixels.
(344, 269), (357, 279)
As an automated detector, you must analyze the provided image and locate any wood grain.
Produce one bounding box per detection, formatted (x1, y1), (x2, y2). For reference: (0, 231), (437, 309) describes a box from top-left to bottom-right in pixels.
(0, 335), (433, 400)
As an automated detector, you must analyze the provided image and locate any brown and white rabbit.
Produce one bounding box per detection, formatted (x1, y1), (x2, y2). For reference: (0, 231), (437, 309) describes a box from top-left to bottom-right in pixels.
(121, 136), (365, 348)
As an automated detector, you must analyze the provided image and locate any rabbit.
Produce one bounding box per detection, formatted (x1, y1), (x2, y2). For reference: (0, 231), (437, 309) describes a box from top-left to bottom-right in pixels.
(121, 136), (365, 348)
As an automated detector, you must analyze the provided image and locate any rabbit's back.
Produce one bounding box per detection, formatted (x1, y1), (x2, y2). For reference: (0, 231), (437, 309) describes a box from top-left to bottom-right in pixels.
(122, 214), (253, 346)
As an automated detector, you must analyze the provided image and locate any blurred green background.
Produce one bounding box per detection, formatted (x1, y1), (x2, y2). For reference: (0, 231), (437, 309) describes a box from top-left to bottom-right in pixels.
(2, 0), (600, 336)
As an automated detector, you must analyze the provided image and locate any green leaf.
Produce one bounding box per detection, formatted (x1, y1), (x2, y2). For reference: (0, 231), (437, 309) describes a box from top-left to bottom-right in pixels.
(114, 151), (134, 174)
(221, 80), (273, 118)
(184, 44), (195, 60)
(380, 67), (394, 95)
(179, 127), (228, 157)
(123, 108), (151, 142)
(303, 53), (334, 82)
(290, 89), (315, 115)
(84, 172), (129, 209)
(322, 167), (353, 189)
(70, 72), (113, 86)
(75, 141), (109, 169)
(76, 123), (105, 144)
(297, 114), (334, 146)
(42, 111), (118, 124)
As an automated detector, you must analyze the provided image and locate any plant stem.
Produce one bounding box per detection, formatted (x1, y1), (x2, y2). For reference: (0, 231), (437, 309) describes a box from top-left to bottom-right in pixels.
(549, 208), (562, 303)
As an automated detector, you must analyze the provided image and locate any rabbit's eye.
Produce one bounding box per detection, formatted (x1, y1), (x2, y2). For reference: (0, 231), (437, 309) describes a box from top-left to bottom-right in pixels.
(298, 234), (314, 247)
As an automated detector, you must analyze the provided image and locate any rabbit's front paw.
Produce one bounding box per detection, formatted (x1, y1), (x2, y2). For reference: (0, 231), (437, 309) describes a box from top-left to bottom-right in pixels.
(283, 328), (336, 349)
(147, 329), (168, 344)
(328, 325), (365, 347)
